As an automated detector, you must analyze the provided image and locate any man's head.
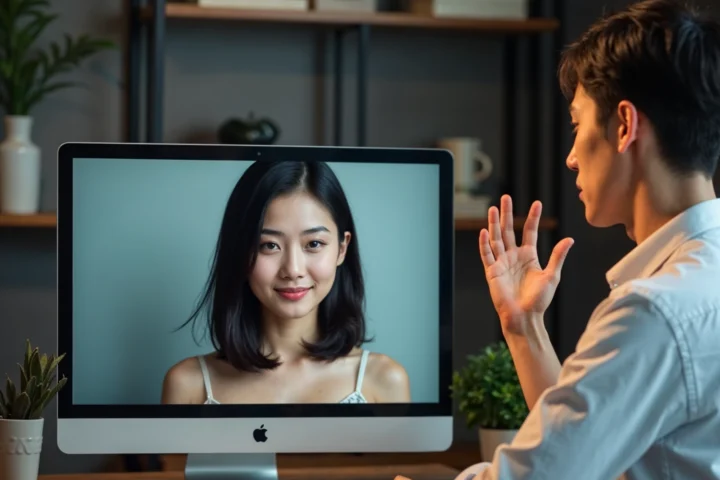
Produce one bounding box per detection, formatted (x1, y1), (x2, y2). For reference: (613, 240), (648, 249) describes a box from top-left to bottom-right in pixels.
(559, 0), (720, 232)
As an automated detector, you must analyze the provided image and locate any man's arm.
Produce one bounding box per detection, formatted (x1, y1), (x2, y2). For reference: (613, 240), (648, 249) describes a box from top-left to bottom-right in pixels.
(503, 313), (562, 410)
(472, 292), (689, 480)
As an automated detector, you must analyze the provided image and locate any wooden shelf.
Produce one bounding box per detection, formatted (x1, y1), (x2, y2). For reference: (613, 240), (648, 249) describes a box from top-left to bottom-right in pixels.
(148, 4), (560, 32)
(0, 214), (557, 231)
(455, 216), (557, 231)
(0, 213), (57, 228)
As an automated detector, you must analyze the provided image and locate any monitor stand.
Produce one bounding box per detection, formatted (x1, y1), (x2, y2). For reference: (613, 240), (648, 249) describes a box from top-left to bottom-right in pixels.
(184, 453), (279, 480)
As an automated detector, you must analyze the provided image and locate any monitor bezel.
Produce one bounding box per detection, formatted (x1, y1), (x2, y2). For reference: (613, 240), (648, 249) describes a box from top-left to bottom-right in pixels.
(57, 142), (455, 420)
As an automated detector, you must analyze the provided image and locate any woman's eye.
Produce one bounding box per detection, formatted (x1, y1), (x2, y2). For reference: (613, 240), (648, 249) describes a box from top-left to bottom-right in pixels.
(307, 240), (324, 249)
(260, 242), (279, 251)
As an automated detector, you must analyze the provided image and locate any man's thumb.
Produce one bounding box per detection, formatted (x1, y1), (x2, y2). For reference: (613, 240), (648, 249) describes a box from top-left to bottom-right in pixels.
(546, 237), (574, 280)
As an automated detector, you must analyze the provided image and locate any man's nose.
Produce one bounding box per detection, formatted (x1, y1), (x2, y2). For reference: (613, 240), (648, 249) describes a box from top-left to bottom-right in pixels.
(566, 146), (578, 171)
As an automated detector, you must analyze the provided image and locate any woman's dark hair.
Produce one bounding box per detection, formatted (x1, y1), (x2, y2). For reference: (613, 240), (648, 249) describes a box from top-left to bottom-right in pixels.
(179, 160), (369, 372)
(558, 0), (720, 178)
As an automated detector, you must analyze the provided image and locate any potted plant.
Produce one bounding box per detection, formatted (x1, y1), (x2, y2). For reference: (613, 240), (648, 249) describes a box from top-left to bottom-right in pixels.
(451, 341), (529, 462)
(0, 0), (114, 214)
(0, 339), (67, 480)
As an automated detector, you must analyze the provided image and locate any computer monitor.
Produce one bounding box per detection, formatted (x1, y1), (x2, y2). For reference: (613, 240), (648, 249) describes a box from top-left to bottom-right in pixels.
(56, 143), (455, 480)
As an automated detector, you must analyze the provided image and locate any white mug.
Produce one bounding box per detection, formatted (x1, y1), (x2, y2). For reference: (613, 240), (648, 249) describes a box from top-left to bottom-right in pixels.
(438, 137), (493, 193)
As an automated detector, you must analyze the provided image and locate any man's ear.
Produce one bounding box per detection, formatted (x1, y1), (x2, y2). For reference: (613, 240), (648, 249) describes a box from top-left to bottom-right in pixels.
(337, 232), (351, 266)
(616, 100), (638, 154)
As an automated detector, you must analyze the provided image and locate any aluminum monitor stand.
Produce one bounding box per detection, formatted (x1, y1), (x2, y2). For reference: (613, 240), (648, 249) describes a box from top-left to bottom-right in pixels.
(185, 453), (278, 480)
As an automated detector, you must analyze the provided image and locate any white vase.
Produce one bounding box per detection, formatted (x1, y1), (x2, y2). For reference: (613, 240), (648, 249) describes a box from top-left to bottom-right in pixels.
(479, 427), (517, 462)
(0, 115), (41, 214)
(0, 418), (44, 480)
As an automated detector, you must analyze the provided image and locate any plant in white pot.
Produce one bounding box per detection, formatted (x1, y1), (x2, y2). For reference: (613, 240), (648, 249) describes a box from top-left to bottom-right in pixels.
(451, 341), (529, 463)
(0, 0), (114, 214)
(0, 339), (67, 480)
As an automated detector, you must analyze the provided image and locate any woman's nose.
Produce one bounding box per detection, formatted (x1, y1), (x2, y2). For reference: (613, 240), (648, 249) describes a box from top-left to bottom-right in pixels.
(281, 246), (306, 279)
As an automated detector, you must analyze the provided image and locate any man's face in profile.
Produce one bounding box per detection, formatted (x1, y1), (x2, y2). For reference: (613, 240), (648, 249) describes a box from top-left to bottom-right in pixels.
(566, 84), (635, 231)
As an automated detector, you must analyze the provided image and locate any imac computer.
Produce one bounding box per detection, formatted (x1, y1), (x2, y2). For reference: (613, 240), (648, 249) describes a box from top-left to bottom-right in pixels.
(56, 143), (455, 480)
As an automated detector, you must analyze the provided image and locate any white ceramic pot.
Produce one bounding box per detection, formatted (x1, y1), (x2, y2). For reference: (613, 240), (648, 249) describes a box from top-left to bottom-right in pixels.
(479, 427), (517, 462)
(0, 115), (42, 214)
(0, 418), (44, 480)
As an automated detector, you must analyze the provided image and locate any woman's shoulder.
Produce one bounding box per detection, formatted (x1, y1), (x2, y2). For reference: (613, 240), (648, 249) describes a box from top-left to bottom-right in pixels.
(161, 354), (209, 404)
(363, 351), (410, 402)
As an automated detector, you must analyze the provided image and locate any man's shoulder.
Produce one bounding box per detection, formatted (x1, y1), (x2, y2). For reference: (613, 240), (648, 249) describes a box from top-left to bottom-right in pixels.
(587, 240), (720, 365)
(628, 236), (720, 318)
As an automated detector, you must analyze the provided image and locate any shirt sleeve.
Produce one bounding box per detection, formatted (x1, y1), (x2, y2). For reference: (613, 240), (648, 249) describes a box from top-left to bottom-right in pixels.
(471, 291), (689, 480)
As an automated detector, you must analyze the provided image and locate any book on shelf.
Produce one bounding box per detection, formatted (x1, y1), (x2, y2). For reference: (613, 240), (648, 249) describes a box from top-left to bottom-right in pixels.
(409, 0), (529, 19)
(313, 0), (377, 12)
(197, 0), (310, 10)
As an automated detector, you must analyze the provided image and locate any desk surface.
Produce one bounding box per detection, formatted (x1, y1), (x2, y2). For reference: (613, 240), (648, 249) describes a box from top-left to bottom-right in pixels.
(39, 463), (459, 480)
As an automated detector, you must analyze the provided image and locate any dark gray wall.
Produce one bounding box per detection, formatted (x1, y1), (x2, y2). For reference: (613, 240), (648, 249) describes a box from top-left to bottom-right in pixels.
(2, 0), (718, 475)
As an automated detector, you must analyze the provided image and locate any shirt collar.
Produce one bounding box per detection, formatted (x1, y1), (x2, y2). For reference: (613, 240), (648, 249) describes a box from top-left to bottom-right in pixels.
(606, 198), (720, 289)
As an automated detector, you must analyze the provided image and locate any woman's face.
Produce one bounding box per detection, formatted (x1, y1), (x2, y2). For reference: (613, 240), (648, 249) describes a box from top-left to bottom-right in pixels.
(249, 191), (350, 322)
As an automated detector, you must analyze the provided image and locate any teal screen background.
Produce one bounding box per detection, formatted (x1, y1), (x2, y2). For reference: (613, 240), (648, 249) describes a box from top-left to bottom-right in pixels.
(71, 158), (440, 404)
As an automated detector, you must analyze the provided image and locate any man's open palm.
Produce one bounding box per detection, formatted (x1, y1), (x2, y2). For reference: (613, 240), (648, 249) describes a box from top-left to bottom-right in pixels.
(478, 196), (574, 335)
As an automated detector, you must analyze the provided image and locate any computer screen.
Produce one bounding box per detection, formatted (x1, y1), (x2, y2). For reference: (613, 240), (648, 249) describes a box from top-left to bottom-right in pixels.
(57, 143), (454, 458)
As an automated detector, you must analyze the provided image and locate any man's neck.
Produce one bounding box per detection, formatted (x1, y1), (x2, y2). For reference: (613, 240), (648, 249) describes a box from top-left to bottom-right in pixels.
(630, 175), (717, 244)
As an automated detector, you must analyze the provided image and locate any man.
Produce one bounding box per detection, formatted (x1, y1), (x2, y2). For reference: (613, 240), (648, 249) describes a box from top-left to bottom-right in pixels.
(398, 0), (720, 478)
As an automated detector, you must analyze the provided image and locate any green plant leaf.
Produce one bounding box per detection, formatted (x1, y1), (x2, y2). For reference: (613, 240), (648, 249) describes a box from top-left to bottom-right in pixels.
(11, 392), (31, 419)
(18, 364), (28, 391)
(24, 339), (33, 372)
(34, 376), (67, 417)
(45, 354), (65, 387)
(25, 376), (38, 406)
(30, 348), (42, 380)
(0, 389), (8, 418)
(6, 375), (17, 404)
(24, 80), (75, 112)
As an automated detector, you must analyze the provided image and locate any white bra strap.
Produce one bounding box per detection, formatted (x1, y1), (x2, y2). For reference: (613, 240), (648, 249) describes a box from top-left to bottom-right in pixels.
(355, 350), (370, 391)
(197, 356), (215, 401)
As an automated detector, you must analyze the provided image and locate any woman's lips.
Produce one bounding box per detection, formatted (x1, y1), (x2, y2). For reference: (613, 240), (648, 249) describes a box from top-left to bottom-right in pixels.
(275, 287), (311, 301)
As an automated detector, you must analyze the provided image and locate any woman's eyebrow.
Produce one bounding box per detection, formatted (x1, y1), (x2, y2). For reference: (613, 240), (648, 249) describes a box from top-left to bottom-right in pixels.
(261, 226), (330, 236)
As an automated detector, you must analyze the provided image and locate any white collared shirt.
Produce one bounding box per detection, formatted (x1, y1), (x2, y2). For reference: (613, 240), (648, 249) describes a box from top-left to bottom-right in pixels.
(461, 198), (720, 480)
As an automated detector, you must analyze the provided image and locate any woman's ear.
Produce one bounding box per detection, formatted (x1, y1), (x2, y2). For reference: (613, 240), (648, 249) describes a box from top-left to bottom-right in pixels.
(337, 232), (351, 266)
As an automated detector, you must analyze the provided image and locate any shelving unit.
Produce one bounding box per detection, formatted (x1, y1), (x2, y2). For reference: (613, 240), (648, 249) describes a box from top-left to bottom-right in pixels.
(124, 0), (566, 346)
(128, 1), (560, 154)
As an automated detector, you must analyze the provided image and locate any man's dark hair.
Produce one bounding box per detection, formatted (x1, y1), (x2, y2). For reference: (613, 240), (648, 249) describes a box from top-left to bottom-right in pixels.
(558, 0), (720, 178)
(178, 160), (369, 372)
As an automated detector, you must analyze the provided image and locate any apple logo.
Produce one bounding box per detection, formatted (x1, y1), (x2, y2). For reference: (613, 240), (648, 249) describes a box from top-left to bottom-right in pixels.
(253, 424), (268, 443)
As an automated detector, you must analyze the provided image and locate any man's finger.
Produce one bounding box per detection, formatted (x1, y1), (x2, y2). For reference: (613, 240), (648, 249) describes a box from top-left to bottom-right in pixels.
(478, 228), (495, 268)
(500, 194), (517, 250)
(488, 205), (505, 257)
(522, 200), (542, 247)
(545, 237), (575, 281)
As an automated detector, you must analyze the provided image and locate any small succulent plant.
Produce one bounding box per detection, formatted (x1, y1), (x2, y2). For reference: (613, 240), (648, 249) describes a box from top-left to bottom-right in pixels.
(450, 341), (529, 430)
(0, 339), (67, 420)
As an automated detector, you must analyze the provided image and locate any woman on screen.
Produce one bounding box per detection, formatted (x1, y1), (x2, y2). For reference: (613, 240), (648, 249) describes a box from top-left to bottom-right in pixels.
(161, 159), (410, 405)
